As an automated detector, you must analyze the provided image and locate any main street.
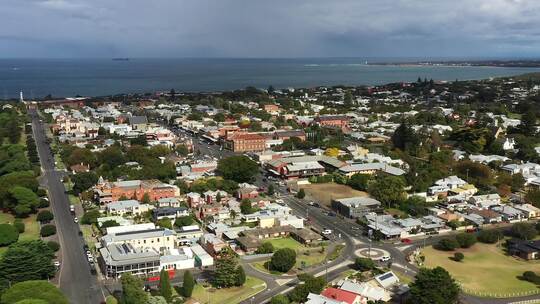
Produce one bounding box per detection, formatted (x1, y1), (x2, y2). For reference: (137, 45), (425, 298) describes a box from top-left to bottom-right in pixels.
(29, 109), (104, 304)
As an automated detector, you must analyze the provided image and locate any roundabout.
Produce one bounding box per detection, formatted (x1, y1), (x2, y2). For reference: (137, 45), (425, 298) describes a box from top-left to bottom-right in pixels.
(355, 247), (390, 260)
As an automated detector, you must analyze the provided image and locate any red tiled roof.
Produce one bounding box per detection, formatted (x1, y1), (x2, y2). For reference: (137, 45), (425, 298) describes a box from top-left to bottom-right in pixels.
(229, 133), (265, 141)
(321, 287), (359, 304)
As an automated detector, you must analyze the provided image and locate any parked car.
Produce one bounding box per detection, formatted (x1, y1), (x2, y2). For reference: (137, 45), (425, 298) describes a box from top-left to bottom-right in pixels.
(401, 238), (412, 244)
(73, 217), (78, 223)
(380, 255), (391, 262)
(322, 229), (332, 235)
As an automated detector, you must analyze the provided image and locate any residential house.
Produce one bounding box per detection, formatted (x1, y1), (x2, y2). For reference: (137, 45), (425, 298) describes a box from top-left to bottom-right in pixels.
(106, 200), (152, 216)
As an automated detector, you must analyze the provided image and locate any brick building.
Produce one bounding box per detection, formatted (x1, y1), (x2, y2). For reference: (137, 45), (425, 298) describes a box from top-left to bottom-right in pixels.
(94, 178), (178, 204)
(224, 132), (266, 152)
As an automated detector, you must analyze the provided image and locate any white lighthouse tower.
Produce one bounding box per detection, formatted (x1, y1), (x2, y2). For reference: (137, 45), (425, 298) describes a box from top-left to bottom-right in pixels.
(19, 91), (24, 102)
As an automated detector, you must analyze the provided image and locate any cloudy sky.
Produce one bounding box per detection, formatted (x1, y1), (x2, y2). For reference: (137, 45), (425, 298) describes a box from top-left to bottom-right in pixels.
(2, 0), (540, 58)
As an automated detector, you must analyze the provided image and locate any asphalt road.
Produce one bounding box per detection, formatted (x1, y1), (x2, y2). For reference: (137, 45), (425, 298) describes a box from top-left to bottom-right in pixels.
(29, 109), (104, 304)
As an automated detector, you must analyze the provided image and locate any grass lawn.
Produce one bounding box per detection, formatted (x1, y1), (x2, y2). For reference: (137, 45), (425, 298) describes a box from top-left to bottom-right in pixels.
(191, 276), (265, 304)
(266, 237), (303, 251)
(328, 244), (345, 261)
(299, 183), (368, 207)
(54, 154), (65, 170)
(422, 243), (540, 297)
(69, 194), (80, 205)
(81, 224), (96, 251)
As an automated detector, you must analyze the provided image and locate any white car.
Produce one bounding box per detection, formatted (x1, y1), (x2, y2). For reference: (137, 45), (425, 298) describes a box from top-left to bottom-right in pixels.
(322, 229), (332, 235)
(380, 255), (391, 262)
(54, 261), (61, 268)
(73, 217), (79, 223)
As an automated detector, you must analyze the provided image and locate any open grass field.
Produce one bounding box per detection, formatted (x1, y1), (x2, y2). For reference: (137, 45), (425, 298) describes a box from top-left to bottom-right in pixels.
(0, 212), (40, 242)
(191, 276), (265, 304)
(300, 183), (368, 207)
(422, 243), (540, 297)
(0, 212), (40, 256)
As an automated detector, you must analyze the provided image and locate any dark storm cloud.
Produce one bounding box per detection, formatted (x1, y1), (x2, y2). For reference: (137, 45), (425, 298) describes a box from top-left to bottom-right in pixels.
(2, 0), (540, 58)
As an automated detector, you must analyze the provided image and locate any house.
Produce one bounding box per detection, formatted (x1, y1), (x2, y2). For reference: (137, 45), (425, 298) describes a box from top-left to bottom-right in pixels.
(321, 288), (364, 304)
(468, 194), (501, 209)
(332, 197), (382, 218)
(514, 204), (540, 219)
(274, 130), (306, 141)
(186, 192), (202, 208)
(199, 234), (228, 257)
(305, 293), (347, 304)
(469, 209), (502, 224)
(314, 115), (351, 132)
(237, 183), (259, 200)
(129, 115), (148, 131)
(106, 200), (152, 216)
(224, 132), (266, 152)
(152, 207), (189, 221)
(337, 280), (389, 302)
(507, 239), (540, 260)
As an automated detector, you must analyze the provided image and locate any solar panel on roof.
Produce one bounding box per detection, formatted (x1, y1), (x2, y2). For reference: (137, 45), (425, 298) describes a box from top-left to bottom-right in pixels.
(378, 272), (394, 281)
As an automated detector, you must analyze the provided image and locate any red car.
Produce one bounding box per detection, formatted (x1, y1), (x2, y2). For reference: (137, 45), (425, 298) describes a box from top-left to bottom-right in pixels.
(401, 238), (412, 244)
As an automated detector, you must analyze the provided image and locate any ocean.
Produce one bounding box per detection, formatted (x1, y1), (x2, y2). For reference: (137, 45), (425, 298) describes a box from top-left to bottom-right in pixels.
(1, 58), (538, 99)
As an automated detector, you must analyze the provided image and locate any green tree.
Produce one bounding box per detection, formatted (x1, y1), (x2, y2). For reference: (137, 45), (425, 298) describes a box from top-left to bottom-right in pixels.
(267, 184), (275, 196)
(511, 222), (537, 240)
(13, 219), (25, 233)
(288, 275), (326, 303)
(100, 220), (120, 229)
(526, 189), (540, 208)
(270, 248), (296, 272)
(40, 225), (56, 237)
(121, 273), (148, 304)
(217, 156), (259, 183)
(296, 188), (306, 199)
(455, 233), (476, 248)
(0, 280), (68, 304)
(477, 230), (503, 244)
(453, 252), (464, 262)
(0, 224), (19, 246)
(368, 176), (406, 208)
(159, 269), (172, 303)
(213, 248), (239, 288)
(71, 172), (98, 195)
(81, 209), (101, 225)
(181, 270), (195, 297)
(0, 240), (55, 283)
(435, 238), (459, 251)
(46, 241), (60, 252)
(174, 216), (194, 227)
(408, 267), (460, 304)
(270, 294), (290, 304)
(36, 210), (54, 223)
(175, 144), (189, 156)
(354, 257), (376, 271)
(240, 199), (255, 214)
(99, 146), (125, 169)
(347, 173), (370, 191)
(255, 242), (274, 254)
(156, 218), (172, 229)
(392, 123), (419, 152)
(9, 186), (40, 217)
(235, 265), (246, 286)
(519, 110), (537, 135)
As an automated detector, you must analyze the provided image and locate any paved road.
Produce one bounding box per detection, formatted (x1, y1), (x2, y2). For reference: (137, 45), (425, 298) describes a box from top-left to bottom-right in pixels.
(29, 109), (104, 304)
(172, 128), (540, 304)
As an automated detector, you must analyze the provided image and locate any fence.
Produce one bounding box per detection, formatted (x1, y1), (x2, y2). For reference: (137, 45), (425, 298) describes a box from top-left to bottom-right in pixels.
(459, 283), (540, 299)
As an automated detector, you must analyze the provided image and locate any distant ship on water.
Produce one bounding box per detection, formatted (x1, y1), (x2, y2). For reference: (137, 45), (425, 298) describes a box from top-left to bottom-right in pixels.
(112, 58), (129, 61)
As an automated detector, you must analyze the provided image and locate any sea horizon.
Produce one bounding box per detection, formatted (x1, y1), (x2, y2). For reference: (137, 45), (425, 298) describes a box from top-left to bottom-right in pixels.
(2, 57), (539, 99)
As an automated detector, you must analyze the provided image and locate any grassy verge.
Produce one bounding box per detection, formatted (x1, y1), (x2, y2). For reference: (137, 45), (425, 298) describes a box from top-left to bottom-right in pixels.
(80, 224), (96, 251)
(328, 244), (345, 261)
(191, 276), (265, 304)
